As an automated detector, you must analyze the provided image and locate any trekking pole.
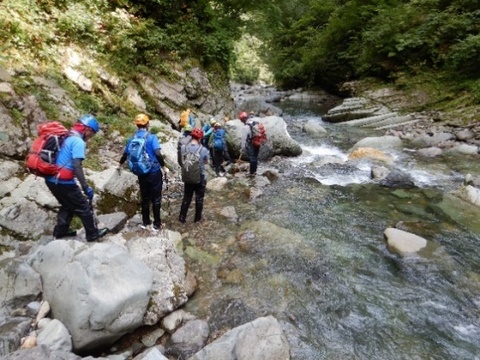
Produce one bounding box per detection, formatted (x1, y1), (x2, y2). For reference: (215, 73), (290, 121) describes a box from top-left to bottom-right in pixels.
(164, 174), (169, 191)
(88, 198), (99, 225)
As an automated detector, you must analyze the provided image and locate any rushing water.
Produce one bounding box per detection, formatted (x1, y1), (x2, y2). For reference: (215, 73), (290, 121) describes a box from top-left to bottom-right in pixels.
(180, 100), (480, 359)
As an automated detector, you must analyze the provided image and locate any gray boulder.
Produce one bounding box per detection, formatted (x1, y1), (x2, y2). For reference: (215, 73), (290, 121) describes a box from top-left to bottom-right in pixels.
(188, 316), (290, 360)
(225, 117), (302, 158)
(379, 169), (416, 189)
(28, 240), (153, 352)
(350, 136), (403, 152)
(127, 231), (188, 325)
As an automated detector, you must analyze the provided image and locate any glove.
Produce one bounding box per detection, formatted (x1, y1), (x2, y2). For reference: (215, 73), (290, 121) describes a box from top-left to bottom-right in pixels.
(84, 186), (94, 200)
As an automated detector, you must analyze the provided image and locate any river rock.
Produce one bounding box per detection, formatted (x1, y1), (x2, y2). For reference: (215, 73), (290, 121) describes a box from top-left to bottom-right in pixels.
(444, 144), (478, 155)
(0, 258), (42, 318)
(417, 147), (442, 157)
(127, 231), (188, 325)
(167, 319), (210, 359)
(379, 169), (416, 188)
(187, 315), (290, 360)
(224, 116), (302, 157)
(36, 319), (72, 353)
(348, 147), (392, 164)
(452, 185), (480, 207)
(350, 136), (403, 152)
(28, 240), (153, 352)
(303, 119), (327, 137)
(384, 228), (428, 256)
(2, 345), (83, 360)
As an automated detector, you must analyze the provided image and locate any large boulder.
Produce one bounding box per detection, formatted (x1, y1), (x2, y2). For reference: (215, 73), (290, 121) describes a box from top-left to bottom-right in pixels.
(188, 316), (290, 360)
(127, 231), (189, 325)
(0, 258), (42, 316)
(28, 240), (153, 352)
(224, 117), (302, 158)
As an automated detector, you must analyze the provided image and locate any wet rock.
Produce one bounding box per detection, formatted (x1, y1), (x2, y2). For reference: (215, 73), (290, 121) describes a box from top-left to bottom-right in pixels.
(349, 147), (393, 164)
(384, 228), (428, 256)
(379, 169), (416, 189)
(417, 147), (442, 157)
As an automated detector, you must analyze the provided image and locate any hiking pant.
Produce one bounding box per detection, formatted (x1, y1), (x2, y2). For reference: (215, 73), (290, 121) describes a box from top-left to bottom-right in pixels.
(179, 178), (206, 223)
(212, 148), (224, 174)
(223, 145), (232, 164)
(45, 181), (99, 241)
(138, 169), (163, 228)
(246, 143), (260, 175)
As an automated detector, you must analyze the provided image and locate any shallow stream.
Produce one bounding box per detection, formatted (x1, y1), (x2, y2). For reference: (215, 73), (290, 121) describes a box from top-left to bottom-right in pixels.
(179, 100), (480, 359)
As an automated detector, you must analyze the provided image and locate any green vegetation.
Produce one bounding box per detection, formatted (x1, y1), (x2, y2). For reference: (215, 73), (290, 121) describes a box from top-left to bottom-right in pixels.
(251, 0), (480, 108)
(0, 0), (478, 121)
(0, 0), (259, 77)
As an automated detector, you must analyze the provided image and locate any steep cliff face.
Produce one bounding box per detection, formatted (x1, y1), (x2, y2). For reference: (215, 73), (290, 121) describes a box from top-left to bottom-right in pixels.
(0, 45), (234, 162)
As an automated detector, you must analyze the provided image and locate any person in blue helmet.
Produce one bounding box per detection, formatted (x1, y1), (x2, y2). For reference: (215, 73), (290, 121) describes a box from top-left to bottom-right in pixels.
(44, 114), (109, 242)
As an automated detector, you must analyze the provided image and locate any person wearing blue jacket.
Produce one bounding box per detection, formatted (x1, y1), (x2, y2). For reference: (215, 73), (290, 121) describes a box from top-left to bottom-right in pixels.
(44, 114), (108, 242)
(118, 114), (169, 231)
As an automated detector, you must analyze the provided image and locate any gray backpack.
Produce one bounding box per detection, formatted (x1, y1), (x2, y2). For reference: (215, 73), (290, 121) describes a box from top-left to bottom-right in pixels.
(181, 144), (202, 184)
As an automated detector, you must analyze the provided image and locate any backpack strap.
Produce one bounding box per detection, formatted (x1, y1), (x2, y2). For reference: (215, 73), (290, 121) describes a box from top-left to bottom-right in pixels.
(247, 122), (255, 143)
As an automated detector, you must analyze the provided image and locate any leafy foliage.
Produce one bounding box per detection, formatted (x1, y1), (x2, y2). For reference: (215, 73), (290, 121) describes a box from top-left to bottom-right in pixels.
(252, 0), (480, 96)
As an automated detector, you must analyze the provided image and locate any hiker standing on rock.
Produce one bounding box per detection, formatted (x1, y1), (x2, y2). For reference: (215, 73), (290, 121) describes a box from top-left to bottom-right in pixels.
(45, 115), (109, 242)
(117, 114), (169, 231)
(179, 128), (210, 223)
(209, 122), (231, 176)
(239, 111), (259, 177)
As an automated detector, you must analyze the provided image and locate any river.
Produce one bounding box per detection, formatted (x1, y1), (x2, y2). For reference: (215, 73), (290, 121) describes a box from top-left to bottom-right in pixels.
(180, 99), (480, 359)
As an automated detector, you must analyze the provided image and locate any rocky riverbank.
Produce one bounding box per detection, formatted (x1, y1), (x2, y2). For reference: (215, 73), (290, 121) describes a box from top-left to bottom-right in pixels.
(1, 79), (479, 360)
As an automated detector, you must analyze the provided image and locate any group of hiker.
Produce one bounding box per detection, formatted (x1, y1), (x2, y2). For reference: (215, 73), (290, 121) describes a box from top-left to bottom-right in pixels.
(29, 109), (266, 242)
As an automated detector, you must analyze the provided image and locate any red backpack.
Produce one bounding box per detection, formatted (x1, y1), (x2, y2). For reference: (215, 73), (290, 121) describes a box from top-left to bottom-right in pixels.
(248, 121), (267, 148)
(25, 122), (74, 180)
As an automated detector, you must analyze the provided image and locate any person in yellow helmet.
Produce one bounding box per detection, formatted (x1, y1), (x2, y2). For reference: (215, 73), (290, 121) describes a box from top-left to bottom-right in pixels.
(118, 114), (169, 231)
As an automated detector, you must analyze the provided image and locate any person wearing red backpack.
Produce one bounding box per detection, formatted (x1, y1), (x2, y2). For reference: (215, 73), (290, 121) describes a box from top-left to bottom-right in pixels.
(44, 114), (108, 242)
(239, 111), (260, 177)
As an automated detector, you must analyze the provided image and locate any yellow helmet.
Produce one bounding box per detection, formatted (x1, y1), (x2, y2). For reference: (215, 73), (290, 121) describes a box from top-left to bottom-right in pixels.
(209, 118), (216, 125)
(183, 124), (192, 132)
(134, 113), (150, 126)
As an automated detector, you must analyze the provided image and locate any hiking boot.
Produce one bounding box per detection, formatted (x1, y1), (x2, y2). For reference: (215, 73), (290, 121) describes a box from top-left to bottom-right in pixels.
(54, 229), (77, 239)
(140, 224), (148, 230)
(88, 228), (109, 242)
(152, 224), (163, 231)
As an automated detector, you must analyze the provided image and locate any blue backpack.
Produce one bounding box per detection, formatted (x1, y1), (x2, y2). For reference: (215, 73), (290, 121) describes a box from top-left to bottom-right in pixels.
(212, 129), (226, 150)
(127, 132), (153, 176)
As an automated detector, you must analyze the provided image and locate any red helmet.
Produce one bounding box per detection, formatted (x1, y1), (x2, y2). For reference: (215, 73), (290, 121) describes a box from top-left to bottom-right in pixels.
(191, 128), (204, 140)
(238, 111), (248, 121)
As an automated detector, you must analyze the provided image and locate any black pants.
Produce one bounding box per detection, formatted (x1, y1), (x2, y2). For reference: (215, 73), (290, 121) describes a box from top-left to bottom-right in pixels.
(246, 143), (260, 175)
(179, 179), (206, 222)
(45, 181), (99, 241)
(212, 148), (224, 174)
(138, 170), (163, 228)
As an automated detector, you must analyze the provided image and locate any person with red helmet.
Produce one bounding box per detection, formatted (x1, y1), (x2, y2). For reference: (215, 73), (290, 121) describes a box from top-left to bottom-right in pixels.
(178, 127), (210, 223)
(239, 111), (260, 177)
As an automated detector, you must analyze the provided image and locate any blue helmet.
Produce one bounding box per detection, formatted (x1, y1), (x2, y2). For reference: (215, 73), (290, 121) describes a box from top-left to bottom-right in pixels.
(79, 114), (99, 133)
